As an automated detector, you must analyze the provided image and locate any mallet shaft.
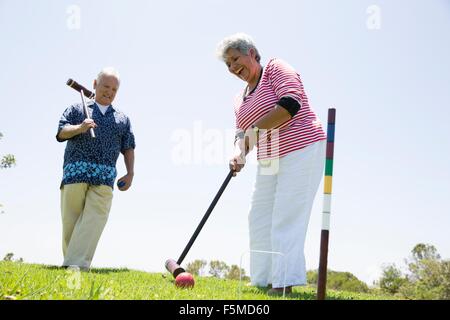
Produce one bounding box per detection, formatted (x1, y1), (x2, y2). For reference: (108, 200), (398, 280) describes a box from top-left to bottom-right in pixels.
(176, 170), (234, 265)
(80, 90), (96, 138)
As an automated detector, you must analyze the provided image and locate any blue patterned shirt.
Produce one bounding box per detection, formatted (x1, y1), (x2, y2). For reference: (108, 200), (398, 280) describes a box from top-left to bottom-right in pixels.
(57, 101), (135, 189)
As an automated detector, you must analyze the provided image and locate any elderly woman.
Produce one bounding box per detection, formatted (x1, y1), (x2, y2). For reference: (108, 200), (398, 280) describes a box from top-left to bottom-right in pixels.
(216, 33), (327, 294)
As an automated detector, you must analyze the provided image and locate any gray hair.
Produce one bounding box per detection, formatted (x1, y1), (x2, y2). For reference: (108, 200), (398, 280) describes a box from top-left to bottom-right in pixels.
(97, 67), (120, 85)
(216, 33), (261, 63)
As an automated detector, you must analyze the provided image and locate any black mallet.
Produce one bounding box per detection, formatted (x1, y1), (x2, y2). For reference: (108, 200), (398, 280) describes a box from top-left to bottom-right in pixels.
(165, 170), (234, 280)
(66, 78), (95, 99)
(66, 78), (96, 138)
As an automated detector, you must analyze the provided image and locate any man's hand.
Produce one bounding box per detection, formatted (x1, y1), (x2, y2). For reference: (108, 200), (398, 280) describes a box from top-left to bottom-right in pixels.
(117, 173), (133, 191)
(57, 119), (98, 141)
(79, 119), (97, 133)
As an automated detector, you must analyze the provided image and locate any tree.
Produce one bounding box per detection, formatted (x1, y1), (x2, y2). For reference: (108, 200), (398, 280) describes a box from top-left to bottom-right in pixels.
(411, 243), (440, 261)
(307, 270), (369, 293)
(1, 132), (16, 212)
(438, 261), (450, 299)
(377, 264), (409, 295)
(2, 252), (22, 262)
(405, 244), (447, 299)
(3, 253), (14, 261)
(226, 264), (249, 281)
(408, 243), (441, 281)
(186, 259), (207, 276)
(0, 132), (16, 169)
(377, 243), (450, 299)
(209, 260), (230, 278)
(186, 260), (250, 281)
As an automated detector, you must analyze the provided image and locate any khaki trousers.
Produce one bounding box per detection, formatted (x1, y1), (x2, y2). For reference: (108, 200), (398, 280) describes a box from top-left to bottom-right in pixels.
(61, 183), (113, 269)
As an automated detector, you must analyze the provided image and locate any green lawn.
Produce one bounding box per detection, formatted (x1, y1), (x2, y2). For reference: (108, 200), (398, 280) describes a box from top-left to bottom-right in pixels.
(0, 261), (393, 300)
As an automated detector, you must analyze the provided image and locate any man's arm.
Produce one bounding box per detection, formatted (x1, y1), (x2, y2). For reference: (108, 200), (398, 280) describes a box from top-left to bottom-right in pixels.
(123, 148), (135, 176)
(57, 119), (97, 141)
(117, 148), (135, 191)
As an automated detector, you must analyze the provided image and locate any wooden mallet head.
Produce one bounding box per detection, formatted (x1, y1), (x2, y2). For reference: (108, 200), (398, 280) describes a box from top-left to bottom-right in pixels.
(165, 259), (185, 278)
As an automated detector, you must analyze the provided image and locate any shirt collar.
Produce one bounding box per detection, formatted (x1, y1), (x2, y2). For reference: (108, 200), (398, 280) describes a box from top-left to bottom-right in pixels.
(90, 101), (116, 113)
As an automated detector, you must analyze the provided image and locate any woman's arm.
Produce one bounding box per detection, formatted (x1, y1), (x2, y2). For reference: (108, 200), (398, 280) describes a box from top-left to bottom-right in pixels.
(252, 104), (292, 130)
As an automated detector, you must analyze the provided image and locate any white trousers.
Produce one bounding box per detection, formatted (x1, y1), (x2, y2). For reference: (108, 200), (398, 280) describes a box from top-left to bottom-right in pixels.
(61, 183), (113, 269)
(249, 140), (325, 288)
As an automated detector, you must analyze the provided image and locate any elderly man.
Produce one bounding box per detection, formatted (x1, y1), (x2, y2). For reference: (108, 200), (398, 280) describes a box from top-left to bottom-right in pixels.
(56, 67), (135, 270)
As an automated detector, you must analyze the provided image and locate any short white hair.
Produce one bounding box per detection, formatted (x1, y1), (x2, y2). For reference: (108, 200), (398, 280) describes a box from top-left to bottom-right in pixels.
(216, 33), (261, 63)
(97, 67), (120, 84)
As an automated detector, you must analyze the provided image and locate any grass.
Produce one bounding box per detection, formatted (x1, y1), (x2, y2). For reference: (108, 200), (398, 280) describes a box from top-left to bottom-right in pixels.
(0, 261), (394, 300)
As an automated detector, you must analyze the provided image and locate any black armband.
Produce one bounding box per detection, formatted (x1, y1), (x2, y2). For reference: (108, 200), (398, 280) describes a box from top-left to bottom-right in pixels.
(277, 96), (301, 117)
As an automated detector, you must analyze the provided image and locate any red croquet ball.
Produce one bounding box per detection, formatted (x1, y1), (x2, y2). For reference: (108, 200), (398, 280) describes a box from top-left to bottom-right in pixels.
(175, 272), (195, 289)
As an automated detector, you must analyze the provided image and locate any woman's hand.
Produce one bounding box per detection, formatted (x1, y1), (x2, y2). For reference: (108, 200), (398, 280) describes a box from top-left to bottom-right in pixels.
(229, 154), (246, 176)
(229, 138), (246, 176)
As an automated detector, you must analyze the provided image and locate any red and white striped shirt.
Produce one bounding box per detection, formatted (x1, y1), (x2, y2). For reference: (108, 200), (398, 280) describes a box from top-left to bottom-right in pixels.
(234, 58), (326, 160)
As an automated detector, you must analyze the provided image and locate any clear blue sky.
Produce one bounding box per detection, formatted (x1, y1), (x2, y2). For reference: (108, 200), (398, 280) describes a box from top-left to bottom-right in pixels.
(1, 0), (449, 285)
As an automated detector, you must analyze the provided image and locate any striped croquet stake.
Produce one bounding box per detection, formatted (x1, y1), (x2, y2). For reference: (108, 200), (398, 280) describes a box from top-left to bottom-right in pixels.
(317, 108), (336, 300)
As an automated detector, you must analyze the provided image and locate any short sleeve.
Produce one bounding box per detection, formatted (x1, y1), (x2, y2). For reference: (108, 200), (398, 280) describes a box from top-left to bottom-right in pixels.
(267, 59), (303, 107)
(121, 117), (136, 152)
(56, 105), (82, 142)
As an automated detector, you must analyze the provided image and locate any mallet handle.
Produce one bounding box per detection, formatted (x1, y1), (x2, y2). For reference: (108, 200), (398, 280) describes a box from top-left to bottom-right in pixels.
(80, 90), (96, 138)
(177, 170), (234, 265)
